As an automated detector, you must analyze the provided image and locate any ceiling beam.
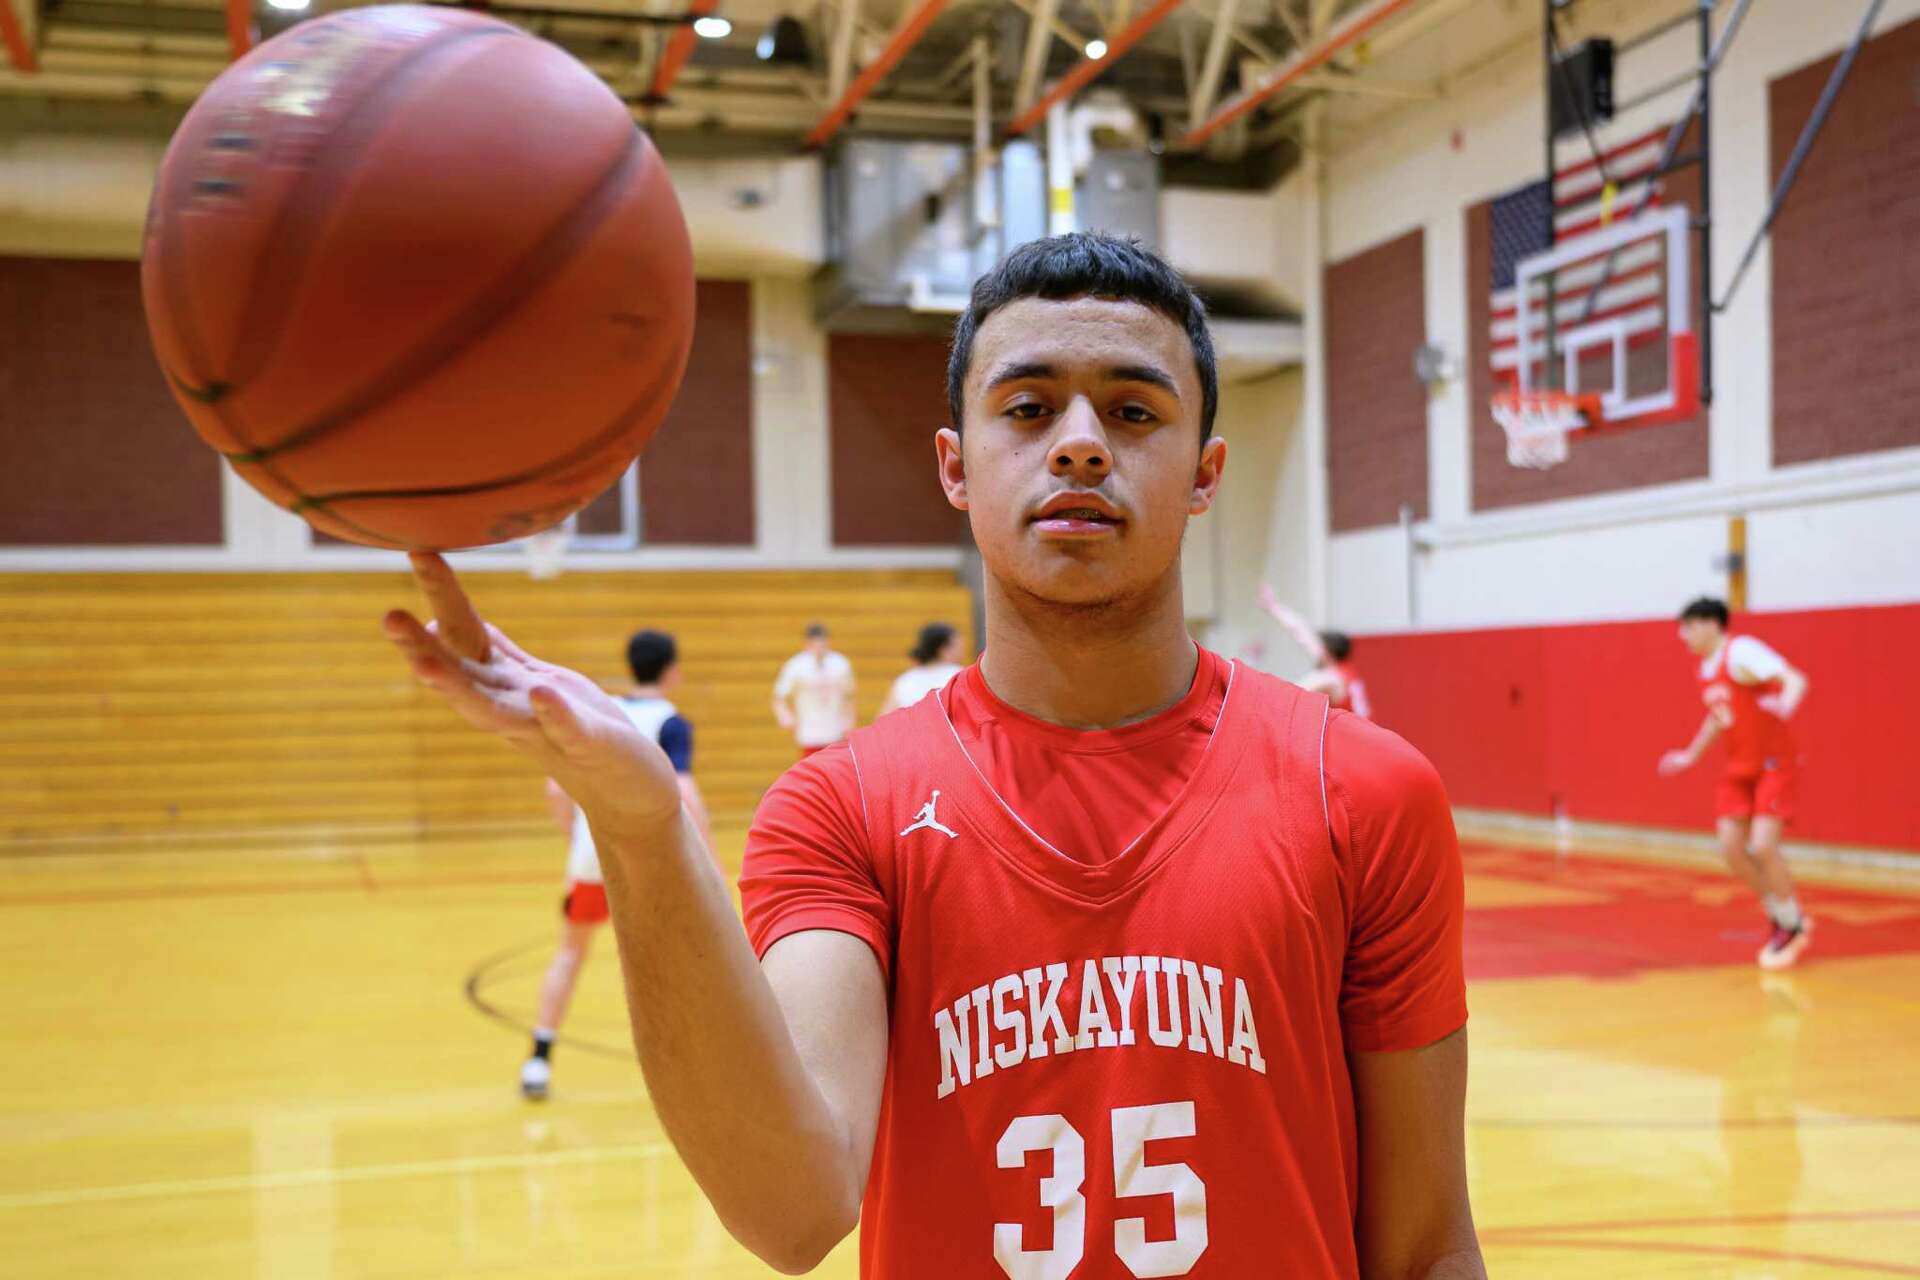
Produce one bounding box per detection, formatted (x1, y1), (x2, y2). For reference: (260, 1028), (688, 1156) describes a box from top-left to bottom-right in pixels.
(643, 0), (718, 102)
(826, 0), (858, 100)
(1188, 0), (1243, 124)
(1006, 0), (1183, 137)
(0, 0), (35, 71)
(1013, 0), (1064, 115)
(802, 0), (950, 148)
(222, 0), (249, 59)
(1184, 0), (1423, 146)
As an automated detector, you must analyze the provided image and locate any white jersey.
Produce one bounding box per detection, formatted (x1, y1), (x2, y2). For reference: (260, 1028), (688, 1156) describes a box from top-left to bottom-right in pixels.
(1701, 634), (1789, 685)
(885, 662), (962, 712)
(567, 696), (680, 884)
(773, 649), (855, 747)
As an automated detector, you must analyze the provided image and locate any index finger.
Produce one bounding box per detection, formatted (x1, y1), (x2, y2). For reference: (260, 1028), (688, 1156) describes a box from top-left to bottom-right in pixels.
(409, 552), (491, 662)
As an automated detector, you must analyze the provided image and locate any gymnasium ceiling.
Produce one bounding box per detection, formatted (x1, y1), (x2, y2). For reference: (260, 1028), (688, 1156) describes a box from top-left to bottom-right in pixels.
(0, 0), (1548, 179)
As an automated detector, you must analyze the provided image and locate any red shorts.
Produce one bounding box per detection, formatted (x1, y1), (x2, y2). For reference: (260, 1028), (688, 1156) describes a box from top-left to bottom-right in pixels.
(1715, 761), (1798, 822)
(562, 881), (609, 925)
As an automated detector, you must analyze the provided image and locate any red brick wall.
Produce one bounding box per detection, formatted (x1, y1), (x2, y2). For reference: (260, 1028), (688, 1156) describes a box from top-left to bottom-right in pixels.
(1467, 122), (1709, 511)
(0, 257), (224, 545)
(1770, 14), (1920, 466)
(1325, 229), (1429, 531)
(828, 333), (969, 546)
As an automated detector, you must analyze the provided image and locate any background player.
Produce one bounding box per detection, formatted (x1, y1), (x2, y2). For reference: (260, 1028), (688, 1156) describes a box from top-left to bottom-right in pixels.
(879, 621), (964, 714)
(771, 623), (854, 758)
(520, 629), (711, 1099)
(1658, 597), (1813, 969)
(383, 234), (1483, 1277)
(1260, 583), (1371, 718)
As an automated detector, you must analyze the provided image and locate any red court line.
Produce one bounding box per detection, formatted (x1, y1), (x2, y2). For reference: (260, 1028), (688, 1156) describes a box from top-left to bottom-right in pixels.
(0, 866), (558, 907)
(1484, 1235), (1920, 1276)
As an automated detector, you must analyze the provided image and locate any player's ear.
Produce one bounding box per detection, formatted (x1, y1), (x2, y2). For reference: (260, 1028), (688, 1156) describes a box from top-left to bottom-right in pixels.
(1189, 435), (1227, 516)
(936, 427), (969, 511)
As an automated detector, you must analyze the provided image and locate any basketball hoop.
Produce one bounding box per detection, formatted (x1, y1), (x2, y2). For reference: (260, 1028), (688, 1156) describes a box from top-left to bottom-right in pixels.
(1491, 390), (1600, 470)
(521, 519), (575, 580)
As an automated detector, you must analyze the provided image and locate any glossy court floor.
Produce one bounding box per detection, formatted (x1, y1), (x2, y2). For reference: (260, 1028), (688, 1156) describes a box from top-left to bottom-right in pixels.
(3, 830), (1917, 1278)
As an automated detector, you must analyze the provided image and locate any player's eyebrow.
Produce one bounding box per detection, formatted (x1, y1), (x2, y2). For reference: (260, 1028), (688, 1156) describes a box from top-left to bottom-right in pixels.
(983, 360), (1180, 396)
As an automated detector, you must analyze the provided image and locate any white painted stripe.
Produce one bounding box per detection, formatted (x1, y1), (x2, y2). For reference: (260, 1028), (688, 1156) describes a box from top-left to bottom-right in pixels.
(1491, 303), (1665, 369)
(1491, 273), (1665, 343)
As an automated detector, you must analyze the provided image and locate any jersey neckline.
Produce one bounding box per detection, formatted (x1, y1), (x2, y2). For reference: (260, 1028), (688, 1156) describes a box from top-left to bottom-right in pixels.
(921, 651), (1253, 903)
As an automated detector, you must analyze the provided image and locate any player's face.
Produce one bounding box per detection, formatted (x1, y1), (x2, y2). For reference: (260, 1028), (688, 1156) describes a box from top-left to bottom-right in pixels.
(936, 297), (1225, 608)
(1677, 619), (1721, 655)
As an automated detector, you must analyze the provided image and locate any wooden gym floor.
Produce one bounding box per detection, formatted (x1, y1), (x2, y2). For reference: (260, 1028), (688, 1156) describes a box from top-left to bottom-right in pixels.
(3, 832), (1918, 1278)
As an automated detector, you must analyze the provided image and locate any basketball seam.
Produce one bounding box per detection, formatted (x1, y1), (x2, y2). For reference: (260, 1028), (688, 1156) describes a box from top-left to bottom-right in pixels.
(228, 127), (646, 469)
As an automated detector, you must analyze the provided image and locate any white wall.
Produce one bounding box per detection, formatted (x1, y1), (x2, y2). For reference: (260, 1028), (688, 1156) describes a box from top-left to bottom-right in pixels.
(1302, 0), (1920, 632)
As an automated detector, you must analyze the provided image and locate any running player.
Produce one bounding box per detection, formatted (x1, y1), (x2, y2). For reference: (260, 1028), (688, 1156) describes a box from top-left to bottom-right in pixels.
(1658, 597), (1813, 969)
(519, 629), (711, 1099)
(384, 233), (1483, 1277)
(880, 622), (964, 714)
(772, 622), (854, 758)
(1259, 584), (1371, 718)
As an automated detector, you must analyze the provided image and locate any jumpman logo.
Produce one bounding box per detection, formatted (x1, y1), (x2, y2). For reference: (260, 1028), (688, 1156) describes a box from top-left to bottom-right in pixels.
(900, 790), (959, 840)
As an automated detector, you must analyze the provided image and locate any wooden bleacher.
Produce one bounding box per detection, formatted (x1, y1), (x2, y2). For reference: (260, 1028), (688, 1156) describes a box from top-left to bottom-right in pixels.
(0, 568), (974, 851)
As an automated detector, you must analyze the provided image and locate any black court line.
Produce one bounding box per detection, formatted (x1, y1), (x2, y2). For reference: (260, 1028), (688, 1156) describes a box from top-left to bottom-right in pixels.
(462, 935), (634, 1060)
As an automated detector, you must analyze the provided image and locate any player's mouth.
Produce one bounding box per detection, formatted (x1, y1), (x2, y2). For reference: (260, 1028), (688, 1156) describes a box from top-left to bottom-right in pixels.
(1030, 493), (1124, 538)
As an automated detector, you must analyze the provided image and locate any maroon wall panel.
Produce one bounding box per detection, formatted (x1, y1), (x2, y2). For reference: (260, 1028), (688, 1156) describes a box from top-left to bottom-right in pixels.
(1770, 15), (1920, 465)
(1354, 604), (1920, 852)
(1466, 121), (1709, 511)
(1325, 229), (1429, 531)
(639, 279), (755, 545)
(0, 256), (223, 545)
(828, 333), (968, 546)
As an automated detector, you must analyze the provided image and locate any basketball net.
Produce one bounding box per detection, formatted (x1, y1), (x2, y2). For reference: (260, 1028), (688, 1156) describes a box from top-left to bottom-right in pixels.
(522, 518), (575, 580)
(1491, 391), (1598, 470)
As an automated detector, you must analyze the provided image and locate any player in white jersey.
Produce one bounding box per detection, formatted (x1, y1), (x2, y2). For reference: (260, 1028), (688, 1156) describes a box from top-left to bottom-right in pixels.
(521, 629), (711, 1099)
(880, 621), (964, 714)
(771, 622), (855, 758)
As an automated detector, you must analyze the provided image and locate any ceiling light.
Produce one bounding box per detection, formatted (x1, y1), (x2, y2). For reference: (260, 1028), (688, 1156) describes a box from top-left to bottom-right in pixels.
(693, 16), (732, 39)
(1085, 38), (1108, 59)
(265, 0), (310, 11)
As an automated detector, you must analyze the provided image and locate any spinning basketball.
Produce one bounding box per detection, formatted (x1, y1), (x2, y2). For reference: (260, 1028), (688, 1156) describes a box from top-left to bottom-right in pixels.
(141, 4), (694, 550)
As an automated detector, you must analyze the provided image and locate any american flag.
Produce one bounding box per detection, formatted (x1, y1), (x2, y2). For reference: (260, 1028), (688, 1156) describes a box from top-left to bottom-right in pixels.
(1490, 125), (1675, 387)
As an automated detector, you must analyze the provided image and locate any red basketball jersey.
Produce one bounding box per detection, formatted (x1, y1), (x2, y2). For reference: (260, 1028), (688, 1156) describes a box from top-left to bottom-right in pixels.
(1700, 636), (1794, 778)
(742, 661), (1466, 1279)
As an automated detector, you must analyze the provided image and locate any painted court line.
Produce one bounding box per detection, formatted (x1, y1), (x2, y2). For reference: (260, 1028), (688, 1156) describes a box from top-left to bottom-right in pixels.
(0, 1140), (674, 1212)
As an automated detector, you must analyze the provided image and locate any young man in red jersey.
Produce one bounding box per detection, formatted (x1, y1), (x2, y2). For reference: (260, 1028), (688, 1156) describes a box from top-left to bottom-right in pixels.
(382, 234), (1483, 1278)
(1659, 597), (1813, 969)
(1259, 583), (1372, 718)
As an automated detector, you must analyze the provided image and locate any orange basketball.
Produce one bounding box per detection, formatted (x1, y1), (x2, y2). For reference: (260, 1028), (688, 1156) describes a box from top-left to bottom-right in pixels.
(141, 5), (694, 550)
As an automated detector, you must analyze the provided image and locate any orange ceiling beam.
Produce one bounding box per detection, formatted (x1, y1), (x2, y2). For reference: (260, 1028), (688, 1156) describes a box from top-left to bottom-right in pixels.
(1, 0), (38, 71)
(802, 0), (951, 149)
(1004, 0), (1183, 138)
(224, 0), (252, 58)
(646, 0), (721, 103)
(1183, 0), (1421, 146)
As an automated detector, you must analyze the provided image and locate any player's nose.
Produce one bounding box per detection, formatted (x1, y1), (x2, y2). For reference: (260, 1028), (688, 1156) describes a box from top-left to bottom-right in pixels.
(1047, 398), (1111, 481)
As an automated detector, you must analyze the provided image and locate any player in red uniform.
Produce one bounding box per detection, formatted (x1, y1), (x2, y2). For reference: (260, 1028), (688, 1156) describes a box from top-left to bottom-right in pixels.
(381, 234), (1483, 1278)
(1259, 583), (1371, 718)
(1659, 597), (1812, 969)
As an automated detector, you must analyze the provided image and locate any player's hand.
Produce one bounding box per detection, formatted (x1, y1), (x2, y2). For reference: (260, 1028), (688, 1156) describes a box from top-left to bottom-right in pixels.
(383, 553), (684, 842)
(1258, 583), (1283, 617)
(1756, 692), (1791, 719)
(1657, 749), (1695, 777)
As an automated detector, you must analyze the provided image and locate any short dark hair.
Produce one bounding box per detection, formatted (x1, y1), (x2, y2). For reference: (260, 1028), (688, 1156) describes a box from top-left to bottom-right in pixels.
(1678, 597), (1730, 628)
(947, 233), (1218, 440)
(1321, 630), (1353, 662)
(627, 629), (677, 684)
(804, 621), (829, 640)
(910, 621), (958, 665)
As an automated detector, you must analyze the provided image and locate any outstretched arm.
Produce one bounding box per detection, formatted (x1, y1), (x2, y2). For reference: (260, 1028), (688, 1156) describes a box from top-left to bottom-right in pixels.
(1759, 664), (1809, 720)
(386, 555), (884, 1273)
(1259, 584), (1329, 664)
(1659, 710), (1724, 775)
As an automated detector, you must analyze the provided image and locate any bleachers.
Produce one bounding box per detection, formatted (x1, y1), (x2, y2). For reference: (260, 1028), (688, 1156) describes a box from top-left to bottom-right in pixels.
(0, 568), (974, 850)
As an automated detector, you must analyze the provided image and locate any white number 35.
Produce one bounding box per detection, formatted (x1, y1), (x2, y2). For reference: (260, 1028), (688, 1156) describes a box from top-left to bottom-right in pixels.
(994, 1101), (1208, 1279)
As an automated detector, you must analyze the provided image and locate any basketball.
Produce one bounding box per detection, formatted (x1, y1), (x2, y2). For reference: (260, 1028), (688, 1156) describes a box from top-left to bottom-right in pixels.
(140, 4), (694, 550)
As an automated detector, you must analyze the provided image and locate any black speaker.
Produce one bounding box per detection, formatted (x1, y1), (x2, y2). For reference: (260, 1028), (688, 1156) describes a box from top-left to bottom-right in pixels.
(1550, 38), (1614, 138)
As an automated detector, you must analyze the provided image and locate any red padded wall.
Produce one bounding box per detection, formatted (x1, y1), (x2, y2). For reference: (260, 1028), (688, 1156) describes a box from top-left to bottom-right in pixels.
(1354, 604), (1920, 851)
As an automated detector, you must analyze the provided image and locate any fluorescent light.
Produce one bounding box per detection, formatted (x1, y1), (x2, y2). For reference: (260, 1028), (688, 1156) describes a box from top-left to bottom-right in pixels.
(693, 15), (732, 38)
(1085, 38), (1108, 59)
(265, 0), (309, 11)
